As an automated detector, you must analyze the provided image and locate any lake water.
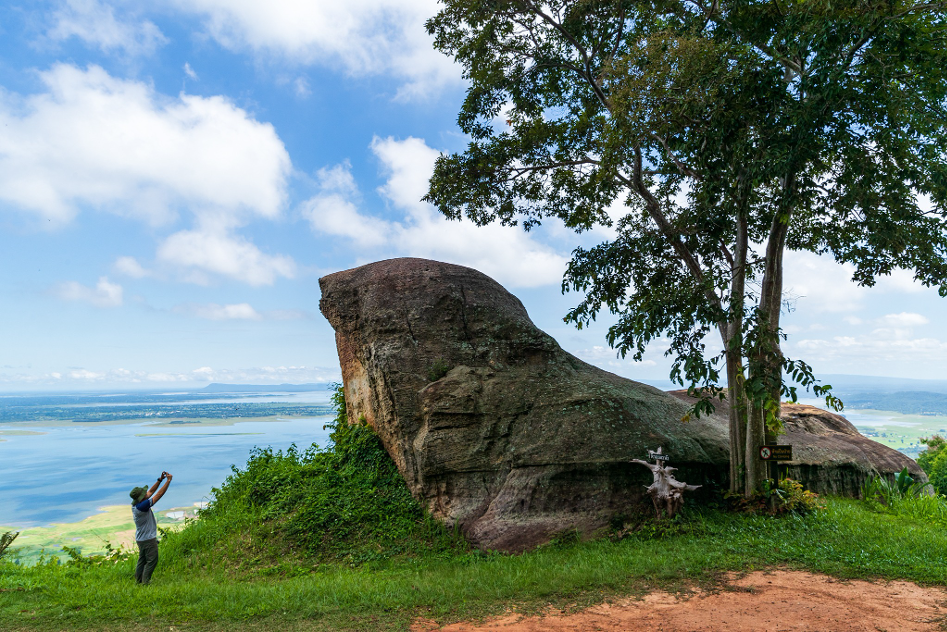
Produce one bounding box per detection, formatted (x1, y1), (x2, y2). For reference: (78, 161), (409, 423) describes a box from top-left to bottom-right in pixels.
(0, 390), (334, 528)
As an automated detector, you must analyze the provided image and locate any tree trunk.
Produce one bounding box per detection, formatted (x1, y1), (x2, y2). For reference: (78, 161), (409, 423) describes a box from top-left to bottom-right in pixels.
(726, 351), (747, 493)
(745, 398), (766, 495)
(722, 213), (749, 493)
(747, 175), (794, 492)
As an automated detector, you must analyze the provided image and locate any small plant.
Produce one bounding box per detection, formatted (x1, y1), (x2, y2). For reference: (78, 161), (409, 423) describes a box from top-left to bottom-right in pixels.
(726, 478), (824, 515)
(0, 531), (19, 559)
(427, 359), (451, 382)
(861, 467), (931, 506)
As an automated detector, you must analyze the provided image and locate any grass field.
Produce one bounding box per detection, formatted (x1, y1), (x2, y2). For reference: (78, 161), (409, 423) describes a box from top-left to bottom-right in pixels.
(1, 499), (946, 631)
(845, 409), (947, 456)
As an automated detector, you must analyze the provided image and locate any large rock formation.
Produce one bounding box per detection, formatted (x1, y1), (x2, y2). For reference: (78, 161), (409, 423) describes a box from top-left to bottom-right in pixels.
(669, 393), (927, 497)
(320, 258), (729, 551)
(319, 257), (925, 551)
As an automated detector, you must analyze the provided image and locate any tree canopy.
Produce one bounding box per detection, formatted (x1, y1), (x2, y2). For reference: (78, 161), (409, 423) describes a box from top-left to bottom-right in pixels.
(425, 0), (947, 494)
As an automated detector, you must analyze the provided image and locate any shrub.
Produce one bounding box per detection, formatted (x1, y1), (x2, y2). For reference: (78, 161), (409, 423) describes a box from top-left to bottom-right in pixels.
(176, 383), (467, 565)
(726, 478), (824, 515)
(918, 436), (947, 496)
(861, 467), (932, 506)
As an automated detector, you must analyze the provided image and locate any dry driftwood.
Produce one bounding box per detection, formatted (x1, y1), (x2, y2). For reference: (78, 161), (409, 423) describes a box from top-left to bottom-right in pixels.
(632, 448), (701, 520)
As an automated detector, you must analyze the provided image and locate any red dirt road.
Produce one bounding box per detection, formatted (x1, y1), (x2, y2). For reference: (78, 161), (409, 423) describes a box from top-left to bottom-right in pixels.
(417, 571), (947, 631)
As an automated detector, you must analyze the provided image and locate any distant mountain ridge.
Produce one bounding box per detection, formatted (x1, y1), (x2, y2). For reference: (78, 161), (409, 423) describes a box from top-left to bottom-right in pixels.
(200, 383), (330, 393)
(802, 375), (947, 417)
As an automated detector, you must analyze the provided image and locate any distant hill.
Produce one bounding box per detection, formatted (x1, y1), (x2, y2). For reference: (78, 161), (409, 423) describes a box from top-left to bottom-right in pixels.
(200, 383), (331, 393)
(817, 374), (947, 394)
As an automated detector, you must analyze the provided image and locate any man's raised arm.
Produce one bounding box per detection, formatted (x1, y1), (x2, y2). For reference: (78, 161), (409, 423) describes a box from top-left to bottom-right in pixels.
(151, 473), (172, 505)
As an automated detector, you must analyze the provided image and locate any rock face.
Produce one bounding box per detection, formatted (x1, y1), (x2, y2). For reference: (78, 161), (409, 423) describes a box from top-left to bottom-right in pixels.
(319, 258), (730, 551)
(319, 257), (925, 551)
(669, 393), (927, 496)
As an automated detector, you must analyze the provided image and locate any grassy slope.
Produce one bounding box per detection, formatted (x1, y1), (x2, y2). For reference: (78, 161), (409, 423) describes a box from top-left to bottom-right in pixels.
(3, 388), (945, 630)
(2, 499), (946, 631)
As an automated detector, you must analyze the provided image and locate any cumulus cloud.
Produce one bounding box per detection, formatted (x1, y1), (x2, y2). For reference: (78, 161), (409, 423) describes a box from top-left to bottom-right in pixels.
(0, 64), (296, 285)
(304, 136), (568, 288)
(55, 276), (124, 307)
(878, 312), (930, 328)
(302, 163), (390, 248)
(167, 0), (459, 99)
(174, 302), (263, 320)
(782, 250), (936, 315)
(47, 0), (167, 55)
(0, 64), (290, 225)
(113, 256), (150, 278)
(157, 229), (296, 286)
(795, 334), (947, 368)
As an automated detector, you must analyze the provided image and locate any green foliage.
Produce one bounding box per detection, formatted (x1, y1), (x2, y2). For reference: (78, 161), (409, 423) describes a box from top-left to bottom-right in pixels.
(861, 467), (933, 507)
(171, 383), (467, 565)
(860, 466), (947, 528)
(918, 435), (947, 496)
(0, 531), (18, 559)
(725, 478), (824, 515)
(427, 358), (452, 382)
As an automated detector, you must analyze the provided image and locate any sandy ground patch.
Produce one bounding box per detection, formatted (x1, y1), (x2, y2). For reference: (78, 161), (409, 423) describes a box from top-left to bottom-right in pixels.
(418, 571), (947, 631)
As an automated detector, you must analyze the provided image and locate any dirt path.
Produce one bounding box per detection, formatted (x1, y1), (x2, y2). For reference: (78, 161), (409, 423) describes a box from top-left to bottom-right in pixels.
(417, 571), (947, 631)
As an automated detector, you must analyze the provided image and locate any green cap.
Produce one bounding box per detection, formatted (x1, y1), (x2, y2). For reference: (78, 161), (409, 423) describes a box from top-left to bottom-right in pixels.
(129, 486), (148, 504)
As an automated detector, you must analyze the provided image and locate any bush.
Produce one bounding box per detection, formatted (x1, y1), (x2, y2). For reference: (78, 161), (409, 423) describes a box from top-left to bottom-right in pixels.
(918, 435), (947, 496)
(861, 467), (932, 507)
(174, 384), (467, 566)
(726, 478), (824, 516)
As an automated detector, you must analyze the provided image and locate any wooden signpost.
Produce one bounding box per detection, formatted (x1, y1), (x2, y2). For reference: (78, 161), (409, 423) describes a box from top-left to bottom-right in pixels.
(632, 447), (699, 520)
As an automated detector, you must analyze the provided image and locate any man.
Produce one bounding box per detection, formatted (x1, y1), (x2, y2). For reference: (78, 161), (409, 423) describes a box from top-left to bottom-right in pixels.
(128, 471), (172, 585)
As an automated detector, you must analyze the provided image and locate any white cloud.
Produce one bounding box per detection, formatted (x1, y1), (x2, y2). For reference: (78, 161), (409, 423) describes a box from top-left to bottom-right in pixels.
(48, 0), (167, 55)
(55, 276), (124, 307)
(293, 77), (310, 98)
(878, 312), (930, 328)
(0, 64), (297, 285)
(113, 256), (150, 278)
(782, 251), (867, 313)
(157, 229), (296, 286)
(174, 302), (263, 320)
(795, 334), (947, 368)
(167, 0), (459, 99)
(304, 137), (568, 288)
(183, 62), (199, 80)
(0, 364), (339, 388)
(302, 164), (391, 248)
(0, 64), (291, 226)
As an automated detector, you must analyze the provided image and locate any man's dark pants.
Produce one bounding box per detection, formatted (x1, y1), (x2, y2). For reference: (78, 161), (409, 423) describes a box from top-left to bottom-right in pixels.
(135, 538), (159, 584)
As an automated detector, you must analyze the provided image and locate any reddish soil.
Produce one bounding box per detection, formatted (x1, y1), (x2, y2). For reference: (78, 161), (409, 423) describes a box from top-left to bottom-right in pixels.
(416, 571), (947, 631)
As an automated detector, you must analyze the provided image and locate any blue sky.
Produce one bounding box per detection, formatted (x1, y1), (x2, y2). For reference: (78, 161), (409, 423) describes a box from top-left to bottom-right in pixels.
(0, 0), (945, 391)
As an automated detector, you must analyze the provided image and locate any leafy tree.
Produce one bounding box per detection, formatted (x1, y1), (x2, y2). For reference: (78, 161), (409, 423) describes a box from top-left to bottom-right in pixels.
(425, 0), (947, 495)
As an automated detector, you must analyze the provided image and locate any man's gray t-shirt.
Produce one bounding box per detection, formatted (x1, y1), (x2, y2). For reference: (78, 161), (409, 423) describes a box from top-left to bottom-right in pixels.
(132, 498), (157, 541)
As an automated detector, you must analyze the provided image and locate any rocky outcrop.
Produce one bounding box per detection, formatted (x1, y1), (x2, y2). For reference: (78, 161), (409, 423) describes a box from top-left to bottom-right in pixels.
(319, 257), (925, 551)
(319, 258), (730, 551)
(670, 393), (927, 496)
